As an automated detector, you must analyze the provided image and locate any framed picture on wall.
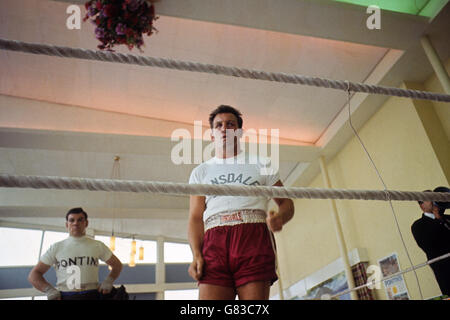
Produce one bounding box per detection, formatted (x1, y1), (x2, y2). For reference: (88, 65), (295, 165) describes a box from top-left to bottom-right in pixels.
(378, 252), (410, 300)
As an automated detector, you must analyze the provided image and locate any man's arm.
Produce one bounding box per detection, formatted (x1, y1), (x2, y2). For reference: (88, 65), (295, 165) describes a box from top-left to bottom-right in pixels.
(106, 254), (122, 279)
(411, 222), (431, 256)
(99, 254), (123, 294)
(28, 262), (60, 300)
(267, 180), (295, 232)
(188, 195), (206, 281)
(28, 262), (52, 291)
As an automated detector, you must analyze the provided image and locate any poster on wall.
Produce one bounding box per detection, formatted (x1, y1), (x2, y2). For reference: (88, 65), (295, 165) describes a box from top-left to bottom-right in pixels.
(292, 270), (351, 300)
(378, 253), (410, 300)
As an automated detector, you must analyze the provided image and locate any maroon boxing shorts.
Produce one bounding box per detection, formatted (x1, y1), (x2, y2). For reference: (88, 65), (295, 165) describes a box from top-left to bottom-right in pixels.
(199, 220), (278, 288)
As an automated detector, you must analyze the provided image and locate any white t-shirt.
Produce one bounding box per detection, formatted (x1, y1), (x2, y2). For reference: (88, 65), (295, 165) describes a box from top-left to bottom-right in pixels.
(40, 235), (113, 291)
(189, 152), (280, 221)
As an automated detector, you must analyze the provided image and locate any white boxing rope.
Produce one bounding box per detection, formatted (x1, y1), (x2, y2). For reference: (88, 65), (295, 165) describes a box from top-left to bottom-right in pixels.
(0, 174), (449, 202)
(1, 38), (450, 103)
(328, 252), (450, 300)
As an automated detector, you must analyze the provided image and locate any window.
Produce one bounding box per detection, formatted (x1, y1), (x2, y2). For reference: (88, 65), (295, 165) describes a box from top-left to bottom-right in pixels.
(165, 289), (198, 300)
(41, 231), (68, 256)
(0, 227), (43, 266)
(0, 296), (46, 300)
(95, 235), (156, 264)
(164, 242), (192, 263)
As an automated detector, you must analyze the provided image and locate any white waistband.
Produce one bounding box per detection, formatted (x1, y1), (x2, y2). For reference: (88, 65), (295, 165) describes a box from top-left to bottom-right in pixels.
(204, 209), (267, 232)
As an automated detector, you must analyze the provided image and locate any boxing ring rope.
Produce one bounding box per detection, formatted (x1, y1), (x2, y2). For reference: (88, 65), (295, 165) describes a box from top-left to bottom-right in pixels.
(1, 38), (450, 103)
(1, 174), (450, 202)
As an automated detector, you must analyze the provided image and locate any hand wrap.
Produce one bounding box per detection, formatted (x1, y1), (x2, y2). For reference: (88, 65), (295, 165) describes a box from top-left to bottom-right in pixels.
(44, 285), (60, 300)
(99, 275), (114, 293)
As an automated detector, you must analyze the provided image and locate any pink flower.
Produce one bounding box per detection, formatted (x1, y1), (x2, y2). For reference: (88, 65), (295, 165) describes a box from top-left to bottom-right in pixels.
(95, 27), (105, 39)
(115, 23), (126, 35)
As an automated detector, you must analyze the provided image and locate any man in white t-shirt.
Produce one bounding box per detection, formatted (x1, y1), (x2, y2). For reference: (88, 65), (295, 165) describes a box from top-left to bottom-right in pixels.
(188, 105), (295, 300)
(28, 207), (123, 300)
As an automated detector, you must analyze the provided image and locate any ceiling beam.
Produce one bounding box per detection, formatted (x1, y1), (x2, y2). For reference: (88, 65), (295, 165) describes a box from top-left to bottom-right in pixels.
(283, 162), (310, 187)
(0, 127), (320, 162)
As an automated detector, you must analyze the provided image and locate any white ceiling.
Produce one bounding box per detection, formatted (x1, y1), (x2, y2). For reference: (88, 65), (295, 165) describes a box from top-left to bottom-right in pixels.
(0, 0), (449, 241)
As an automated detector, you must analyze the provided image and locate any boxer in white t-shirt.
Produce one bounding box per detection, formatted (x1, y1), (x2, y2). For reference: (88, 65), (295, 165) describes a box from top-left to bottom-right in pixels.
(188, 105), (295, 300)
(28, 207), (123, 300)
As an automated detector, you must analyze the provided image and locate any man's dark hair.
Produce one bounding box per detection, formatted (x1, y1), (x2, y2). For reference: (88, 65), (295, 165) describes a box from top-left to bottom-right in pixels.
(418, 190), (432, 205)
(66, 207), (88, 221)
(433, 186), (450, 214)
(209, 105), (243, 129)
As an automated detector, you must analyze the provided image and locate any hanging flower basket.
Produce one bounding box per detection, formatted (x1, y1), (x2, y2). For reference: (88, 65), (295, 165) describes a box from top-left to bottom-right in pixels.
(83, 0), (158, 52)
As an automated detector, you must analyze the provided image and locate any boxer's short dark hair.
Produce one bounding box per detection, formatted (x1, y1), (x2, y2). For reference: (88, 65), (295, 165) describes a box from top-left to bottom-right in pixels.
(209, 105), (243, 129)
(66, 207), (88, 221)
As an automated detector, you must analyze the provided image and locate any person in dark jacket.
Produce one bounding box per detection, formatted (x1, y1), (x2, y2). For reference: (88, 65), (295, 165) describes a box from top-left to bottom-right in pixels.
(411, 187), (450, 296)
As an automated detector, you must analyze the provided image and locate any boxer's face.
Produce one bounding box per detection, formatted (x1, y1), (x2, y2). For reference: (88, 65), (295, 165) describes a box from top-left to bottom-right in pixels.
(66, 213), (88, 237)
(211, 113), (241, 149)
